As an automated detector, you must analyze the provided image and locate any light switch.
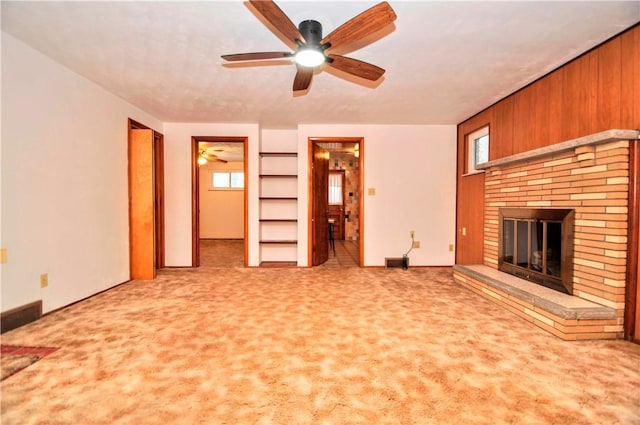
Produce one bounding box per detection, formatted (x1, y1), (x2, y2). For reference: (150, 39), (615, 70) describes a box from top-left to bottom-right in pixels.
(368, 188), (376, 196)
(462, 227), (467, 236)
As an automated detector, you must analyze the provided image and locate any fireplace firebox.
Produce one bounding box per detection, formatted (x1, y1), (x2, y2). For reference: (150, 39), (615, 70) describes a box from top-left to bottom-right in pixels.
(499, 208), (574, 294)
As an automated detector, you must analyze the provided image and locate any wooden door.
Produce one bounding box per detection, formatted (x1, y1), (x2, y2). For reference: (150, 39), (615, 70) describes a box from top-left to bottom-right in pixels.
(327, 171), (346, 240)
(129, 129), (156, 279)
(312, 144), (329, 266)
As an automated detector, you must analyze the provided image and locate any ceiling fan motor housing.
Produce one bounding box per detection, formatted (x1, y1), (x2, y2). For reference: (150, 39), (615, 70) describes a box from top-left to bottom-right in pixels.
(298, 20), (323, 46)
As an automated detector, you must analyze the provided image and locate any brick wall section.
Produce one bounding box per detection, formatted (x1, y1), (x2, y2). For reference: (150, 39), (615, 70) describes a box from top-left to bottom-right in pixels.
(483, 140), (629, 315)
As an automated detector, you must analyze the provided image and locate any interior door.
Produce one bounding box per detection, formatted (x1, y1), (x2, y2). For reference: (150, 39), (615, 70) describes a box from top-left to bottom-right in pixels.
(129, 128), (156, 279)
(312, 144), (330, 266)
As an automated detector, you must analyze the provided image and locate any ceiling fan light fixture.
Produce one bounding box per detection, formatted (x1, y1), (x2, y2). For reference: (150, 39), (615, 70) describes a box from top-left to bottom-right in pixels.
(198, 156), (207, 166)
(295, 48), (325, 68)
(221, 1), (397, 92)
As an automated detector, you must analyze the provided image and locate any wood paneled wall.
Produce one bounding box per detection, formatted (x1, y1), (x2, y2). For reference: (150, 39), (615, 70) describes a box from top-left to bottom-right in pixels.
(456, 24), (640, 265)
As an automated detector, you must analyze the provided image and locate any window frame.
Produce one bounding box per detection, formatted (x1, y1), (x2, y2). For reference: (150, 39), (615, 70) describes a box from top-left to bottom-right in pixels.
(465, 126), (489, 175)
(211, 170), (245, 190)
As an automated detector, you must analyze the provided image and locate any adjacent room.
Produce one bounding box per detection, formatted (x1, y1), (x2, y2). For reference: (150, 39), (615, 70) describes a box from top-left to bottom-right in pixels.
(1, 1), (639, 424)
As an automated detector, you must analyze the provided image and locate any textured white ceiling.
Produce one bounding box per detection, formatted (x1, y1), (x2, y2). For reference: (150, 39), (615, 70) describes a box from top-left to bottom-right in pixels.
(2, 1), (639, 128)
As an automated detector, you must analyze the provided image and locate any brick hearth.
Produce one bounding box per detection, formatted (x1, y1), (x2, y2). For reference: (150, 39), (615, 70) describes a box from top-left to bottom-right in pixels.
(454, 129), (639, 340)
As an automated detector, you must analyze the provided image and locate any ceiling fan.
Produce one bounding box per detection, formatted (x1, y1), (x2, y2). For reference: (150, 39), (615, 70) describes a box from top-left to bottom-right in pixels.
(221, 0), (397, 92)
(198, 150), (228, 165)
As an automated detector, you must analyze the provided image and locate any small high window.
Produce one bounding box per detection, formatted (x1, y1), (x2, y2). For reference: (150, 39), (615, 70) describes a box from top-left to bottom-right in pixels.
(466, 126), (489, 174)
(212, 171), (244, 190)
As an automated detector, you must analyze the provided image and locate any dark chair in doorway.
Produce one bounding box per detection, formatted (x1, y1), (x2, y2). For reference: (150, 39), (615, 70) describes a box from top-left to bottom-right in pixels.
(328, 220), (336, 257)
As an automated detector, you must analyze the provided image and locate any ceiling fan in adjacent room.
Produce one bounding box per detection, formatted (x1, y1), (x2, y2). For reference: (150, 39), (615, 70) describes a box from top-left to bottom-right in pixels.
(221, 0), (397, 92)
(198, 150), (228, 165)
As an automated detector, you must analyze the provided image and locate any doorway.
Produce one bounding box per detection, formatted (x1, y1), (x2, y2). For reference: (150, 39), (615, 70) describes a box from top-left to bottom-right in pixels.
(128, 119), (164, 279)
(191, 136), (248, 267)
(309, 137), (364, 267)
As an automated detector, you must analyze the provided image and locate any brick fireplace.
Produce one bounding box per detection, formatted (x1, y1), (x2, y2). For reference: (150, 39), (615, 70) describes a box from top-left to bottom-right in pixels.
(454, 129), (639, 340)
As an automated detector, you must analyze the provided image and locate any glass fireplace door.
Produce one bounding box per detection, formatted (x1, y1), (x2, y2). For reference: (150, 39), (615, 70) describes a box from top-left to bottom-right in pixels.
(499, 208), (573, 294)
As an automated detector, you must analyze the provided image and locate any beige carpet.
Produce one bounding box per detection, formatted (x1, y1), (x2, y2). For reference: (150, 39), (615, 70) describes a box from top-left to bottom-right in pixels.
(1, 242), (639, 424)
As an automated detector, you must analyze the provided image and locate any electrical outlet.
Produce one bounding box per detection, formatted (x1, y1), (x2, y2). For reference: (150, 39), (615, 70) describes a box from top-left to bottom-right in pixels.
(412, 241), (420, 249)
(40, 273), (48, 288)
(0, 248), (6, 264)
(410, 230), (415, 238)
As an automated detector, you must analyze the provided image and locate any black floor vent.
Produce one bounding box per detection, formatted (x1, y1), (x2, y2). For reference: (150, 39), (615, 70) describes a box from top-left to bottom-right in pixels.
(1, 300), (42, 333)
(385, 257), (409, 269)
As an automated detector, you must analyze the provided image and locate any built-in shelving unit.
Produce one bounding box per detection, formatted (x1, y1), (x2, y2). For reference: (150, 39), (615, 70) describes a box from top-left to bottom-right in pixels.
(259, 150), (298, 266)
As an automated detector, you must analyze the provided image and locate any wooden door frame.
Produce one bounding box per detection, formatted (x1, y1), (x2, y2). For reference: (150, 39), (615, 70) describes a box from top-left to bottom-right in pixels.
(308, 137), (364, 267)
(191, 136), (248, 267)
(625, 139), (639, 342)
(128, 118), (165, 271)
(153, 131), (165, 268)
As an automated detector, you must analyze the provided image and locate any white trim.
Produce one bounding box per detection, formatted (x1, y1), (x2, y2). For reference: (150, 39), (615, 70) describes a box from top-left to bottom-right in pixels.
(467, 126), (489, 174)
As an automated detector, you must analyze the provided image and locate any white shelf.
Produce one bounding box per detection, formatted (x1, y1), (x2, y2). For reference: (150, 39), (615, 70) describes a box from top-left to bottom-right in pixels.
(260, 220), (297, 242)
(258, 148), (299, 266)
(260, 176), (297, 198)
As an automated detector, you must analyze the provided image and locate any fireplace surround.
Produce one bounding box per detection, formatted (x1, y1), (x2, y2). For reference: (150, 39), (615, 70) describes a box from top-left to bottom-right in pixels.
(453, 129), (639, 340)
(499, 208), (574, 294)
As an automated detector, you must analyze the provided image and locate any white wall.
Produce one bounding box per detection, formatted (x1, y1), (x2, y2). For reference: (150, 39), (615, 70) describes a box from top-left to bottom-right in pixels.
(199, 161), (244, 239)
(0, 32), (4, 296)
(1, 33), (458, 316)
(297, 125), (457, 267)
(164, 125), (456, 268)
(163, 123), (259, 266)
(260, 129), (298, 153)
(1, 33), (162, 313)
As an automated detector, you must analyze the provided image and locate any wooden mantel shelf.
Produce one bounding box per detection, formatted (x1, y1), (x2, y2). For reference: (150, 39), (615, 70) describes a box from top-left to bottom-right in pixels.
(477, 129), (640, 170)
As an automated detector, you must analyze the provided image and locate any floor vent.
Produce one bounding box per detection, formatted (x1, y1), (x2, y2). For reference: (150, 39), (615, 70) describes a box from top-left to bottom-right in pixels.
(385, 257), (409, 269)
(1, 301), (42, 334)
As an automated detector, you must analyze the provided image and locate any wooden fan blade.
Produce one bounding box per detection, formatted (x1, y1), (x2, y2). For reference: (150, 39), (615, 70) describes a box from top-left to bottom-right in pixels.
(293, 66), (313, 91)
(221, 52), (292, 61)
(327, 55), (385, 81)
(249, 0), (304, 45)
(321, 2), (396, 52)
(205, 154), (228, 163)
